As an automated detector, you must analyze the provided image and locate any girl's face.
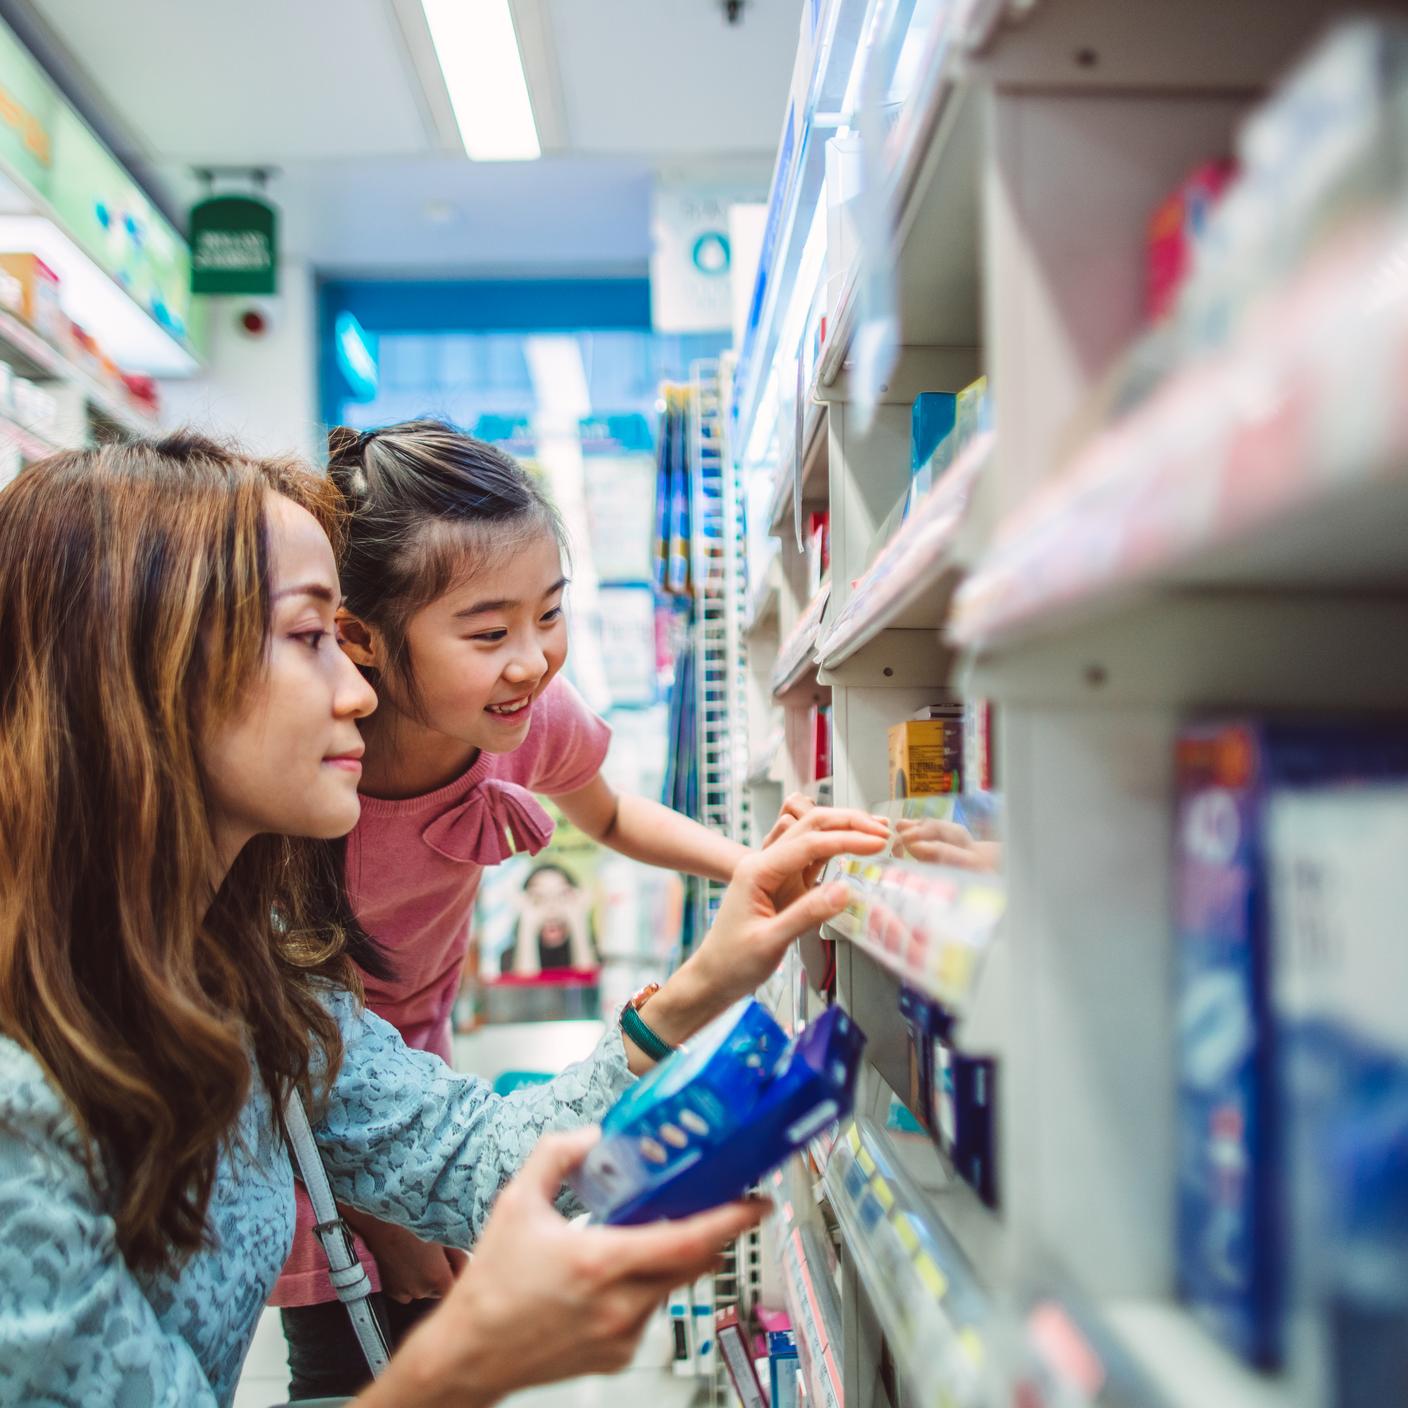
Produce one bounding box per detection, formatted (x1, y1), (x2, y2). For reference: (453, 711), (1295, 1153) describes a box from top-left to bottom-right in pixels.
(391, 530), (569, 753)
(201, 495), (377, 864)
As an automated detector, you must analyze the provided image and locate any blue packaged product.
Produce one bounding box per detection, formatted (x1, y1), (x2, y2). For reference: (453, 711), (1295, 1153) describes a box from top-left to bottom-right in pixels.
(930, 1009), (998, 1209)
(572, 999), (865, 1225)
(910, 392), (957, 473)
(768, 1329), (800, 1408)
(1173, 719), (1408, 1368)
(898, 984), (940, 1123)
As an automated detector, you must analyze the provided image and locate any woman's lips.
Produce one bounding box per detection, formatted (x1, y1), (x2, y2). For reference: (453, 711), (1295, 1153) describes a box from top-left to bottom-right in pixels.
(323, 753), (364, 773)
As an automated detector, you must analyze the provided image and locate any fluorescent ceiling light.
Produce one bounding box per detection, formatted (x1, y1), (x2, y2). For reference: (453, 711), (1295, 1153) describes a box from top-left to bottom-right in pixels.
(421, 0), (541, 161)
(0, 215), (197, 376)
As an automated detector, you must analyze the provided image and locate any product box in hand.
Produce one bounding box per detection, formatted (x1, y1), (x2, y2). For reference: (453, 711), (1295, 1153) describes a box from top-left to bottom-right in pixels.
(1267, 784), (1408, 1403)
(571, 999), (865, 1225)
(1173, 719), (1408, 1368)
(889, 706), (964, 798)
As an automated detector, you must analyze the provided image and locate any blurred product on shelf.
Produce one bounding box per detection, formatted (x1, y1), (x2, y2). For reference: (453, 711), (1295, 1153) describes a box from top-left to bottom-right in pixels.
(768, 1329), (800, 1408)
(811, 703), (832, 784)
(1173, 719), (1408, 1369)
(1146, 160), (1238, 322)
(771, 581), (830, 696)
(571, 999), (865, 1226)
(828, 844), (1005, 1015)
(715, 1306), (766, 1408)
(889, 704), (964, 798)
(804, 508), (829, 597)
(963, 698), (996, 794)
(1268, 783), (1408, 1406)
(0, 252), (63, 342)
(909, 376), (989, 512)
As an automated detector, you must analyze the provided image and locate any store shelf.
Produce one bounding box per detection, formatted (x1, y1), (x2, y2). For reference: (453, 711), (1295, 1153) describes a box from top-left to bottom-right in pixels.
(744, 550), (782, 638)
(0, 416), (59, 461)
(732, 0), (871, 460)
(767, 394), (828, 536)
(818, 430), (991, 667)
(1100, 1302), (1289, 1408)
(824, 855), (1005, 1019)
(770, 582), (830, 699)
(952, 213), (1408, 651)
(0, 309), (157, 440)
(770, 1159), (844, 1408)
(823, 1117), (989, 1408)
(816, 26), (983, 393)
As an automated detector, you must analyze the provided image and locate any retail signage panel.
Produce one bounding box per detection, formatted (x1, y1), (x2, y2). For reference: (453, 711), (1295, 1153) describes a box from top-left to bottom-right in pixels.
(0, 16), (194, 349)
(651, 182), (763, 333)
(190, 194), (277, 296)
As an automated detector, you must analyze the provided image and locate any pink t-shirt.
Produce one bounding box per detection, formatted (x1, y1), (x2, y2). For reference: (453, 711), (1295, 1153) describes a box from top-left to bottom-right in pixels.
(271, 676), (611, 1307)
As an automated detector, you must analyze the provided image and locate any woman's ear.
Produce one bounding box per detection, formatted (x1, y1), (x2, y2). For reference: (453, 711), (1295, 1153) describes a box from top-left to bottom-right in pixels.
(336, 608), (379, 668)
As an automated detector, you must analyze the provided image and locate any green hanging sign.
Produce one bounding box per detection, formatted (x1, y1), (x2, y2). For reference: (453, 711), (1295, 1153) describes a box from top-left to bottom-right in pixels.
(189, 194), (277, 295)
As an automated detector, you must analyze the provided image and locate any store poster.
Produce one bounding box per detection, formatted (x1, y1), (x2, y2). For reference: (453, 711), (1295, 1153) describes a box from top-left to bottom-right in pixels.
(0, 16), (193, 350)
(651, 181), (765, 333)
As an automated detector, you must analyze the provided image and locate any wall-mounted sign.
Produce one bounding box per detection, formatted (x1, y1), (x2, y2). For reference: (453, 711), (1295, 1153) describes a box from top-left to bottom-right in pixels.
(651, 181), (763, 334)
(190, 194), (277, 296)
(0, 16), (194, 353)
(333, 310), (378, 402)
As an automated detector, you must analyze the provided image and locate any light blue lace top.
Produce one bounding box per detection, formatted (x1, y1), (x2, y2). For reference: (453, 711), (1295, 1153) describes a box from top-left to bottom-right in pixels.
(0, 989), (632, 1406)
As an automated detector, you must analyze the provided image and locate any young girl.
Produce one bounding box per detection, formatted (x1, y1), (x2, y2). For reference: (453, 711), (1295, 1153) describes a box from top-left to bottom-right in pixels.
(0, 436), (879, 1406)
(270, 420), (881, 1396)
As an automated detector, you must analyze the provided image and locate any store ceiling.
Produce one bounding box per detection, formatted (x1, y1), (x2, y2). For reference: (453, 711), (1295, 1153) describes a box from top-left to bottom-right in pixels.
(11, 0), (799, 275)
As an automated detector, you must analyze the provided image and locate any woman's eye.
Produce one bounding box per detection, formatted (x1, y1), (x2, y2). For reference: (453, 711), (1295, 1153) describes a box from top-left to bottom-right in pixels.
(294, 629), (329, 651)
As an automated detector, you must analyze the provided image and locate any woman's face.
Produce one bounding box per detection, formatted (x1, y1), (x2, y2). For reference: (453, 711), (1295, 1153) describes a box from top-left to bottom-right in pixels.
(202, 494), (377, 865)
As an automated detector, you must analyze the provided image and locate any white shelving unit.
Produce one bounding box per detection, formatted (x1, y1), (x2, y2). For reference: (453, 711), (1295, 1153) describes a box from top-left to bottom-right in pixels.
(731, 2), (1401, 1405)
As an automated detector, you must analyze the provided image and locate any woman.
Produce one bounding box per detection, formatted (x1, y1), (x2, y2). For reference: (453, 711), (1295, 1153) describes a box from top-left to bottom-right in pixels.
(0, 435), (880, 1406)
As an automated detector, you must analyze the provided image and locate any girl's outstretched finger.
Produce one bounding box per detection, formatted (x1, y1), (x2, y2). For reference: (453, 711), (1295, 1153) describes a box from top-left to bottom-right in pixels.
(763, 881), (853, 947)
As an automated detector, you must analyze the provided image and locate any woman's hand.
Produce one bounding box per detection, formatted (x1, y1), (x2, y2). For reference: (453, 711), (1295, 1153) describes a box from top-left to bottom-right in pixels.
(625, 807), (888, 1065)
(347, 1212), (467, 1303)
(358, 1129), (766, 1408)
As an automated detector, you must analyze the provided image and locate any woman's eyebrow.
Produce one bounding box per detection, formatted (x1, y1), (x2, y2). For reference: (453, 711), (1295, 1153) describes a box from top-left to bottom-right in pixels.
(274, 583), (338, 604)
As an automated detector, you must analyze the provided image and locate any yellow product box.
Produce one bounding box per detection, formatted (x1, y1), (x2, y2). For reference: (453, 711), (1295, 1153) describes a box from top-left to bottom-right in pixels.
(888, 718), (963, 799)
(0, 253), (63, 342)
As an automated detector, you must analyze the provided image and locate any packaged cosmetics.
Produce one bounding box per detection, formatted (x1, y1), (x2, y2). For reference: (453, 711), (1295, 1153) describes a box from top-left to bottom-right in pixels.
(1174, 719), (1408, 1367)
(572, 999), (865, 1225)
(889, 705), (964, 798)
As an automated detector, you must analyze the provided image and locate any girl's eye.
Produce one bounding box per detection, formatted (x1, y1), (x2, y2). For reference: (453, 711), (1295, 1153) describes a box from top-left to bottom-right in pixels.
(540, 607), (564, 624)
(294, 629), (329, 651)
(471, 629), (508, 644)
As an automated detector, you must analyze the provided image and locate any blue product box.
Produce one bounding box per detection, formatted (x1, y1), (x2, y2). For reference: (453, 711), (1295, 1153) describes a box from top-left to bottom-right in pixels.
(768, 1329), (800, 1408)
(929, 1009), (998, 1208)
(898, 984), (941, 1125)
(1174, 720), (1408, 1368)
(911, 392), (957, 473)
(571, 1000), (866, 1225)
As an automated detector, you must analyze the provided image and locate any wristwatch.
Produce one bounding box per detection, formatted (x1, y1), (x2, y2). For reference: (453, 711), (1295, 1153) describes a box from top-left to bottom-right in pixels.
(619, 982), (676, 1064)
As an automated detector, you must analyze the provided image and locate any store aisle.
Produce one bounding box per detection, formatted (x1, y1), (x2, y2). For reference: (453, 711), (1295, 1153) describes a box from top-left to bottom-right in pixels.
(233, 1305), (697, 1408)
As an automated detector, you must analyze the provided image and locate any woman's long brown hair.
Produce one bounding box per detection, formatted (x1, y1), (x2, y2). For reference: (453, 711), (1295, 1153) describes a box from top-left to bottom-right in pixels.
(0, 434), (372, 1273)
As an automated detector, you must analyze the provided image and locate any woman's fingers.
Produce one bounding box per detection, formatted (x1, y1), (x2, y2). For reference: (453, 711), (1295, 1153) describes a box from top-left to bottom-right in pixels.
(595, 1197), (767, 1281)
(762, 880), (852, 947)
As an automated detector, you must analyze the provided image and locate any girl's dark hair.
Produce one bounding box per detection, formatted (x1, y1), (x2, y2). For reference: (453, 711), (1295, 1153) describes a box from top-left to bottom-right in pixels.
(325, 419), (565, 698)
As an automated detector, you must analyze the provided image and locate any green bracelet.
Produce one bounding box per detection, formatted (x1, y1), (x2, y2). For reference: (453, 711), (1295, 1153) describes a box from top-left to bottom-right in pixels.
(620, 1001), (676, 1064)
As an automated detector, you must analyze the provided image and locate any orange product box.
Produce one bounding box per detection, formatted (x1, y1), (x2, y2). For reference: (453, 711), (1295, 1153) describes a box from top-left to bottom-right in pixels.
(888, 718), (963, 798)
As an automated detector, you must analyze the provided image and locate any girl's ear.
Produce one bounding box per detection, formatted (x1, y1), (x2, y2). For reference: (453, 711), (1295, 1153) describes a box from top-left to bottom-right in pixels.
(336, 608), (379, 668)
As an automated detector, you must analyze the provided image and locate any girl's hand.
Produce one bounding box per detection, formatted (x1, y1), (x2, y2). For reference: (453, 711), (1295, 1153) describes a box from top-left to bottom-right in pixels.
(893, 818), (1002, 872)
(630, 808), (887, 1057)
(358, 1129), (766, 1408)
(350, 1214), (466, 1303)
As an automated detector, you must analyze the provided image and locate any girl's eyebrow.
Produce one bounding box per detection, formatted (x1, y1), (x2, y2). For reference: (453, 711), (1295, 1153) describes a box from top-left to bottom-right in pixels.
(454, 577), (569, 619)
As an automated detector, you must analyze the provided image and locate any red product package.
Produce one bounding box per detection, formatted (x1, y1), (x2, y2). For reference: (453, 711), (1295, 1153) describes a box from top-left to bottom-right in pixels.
(1147, 159), (1238, 322)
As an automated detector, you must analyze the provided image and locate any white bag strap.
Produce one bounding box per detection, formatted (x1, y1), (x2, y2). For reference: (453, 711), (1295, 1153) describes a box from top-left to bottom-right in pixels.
(283, 1090), (391, 1379)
